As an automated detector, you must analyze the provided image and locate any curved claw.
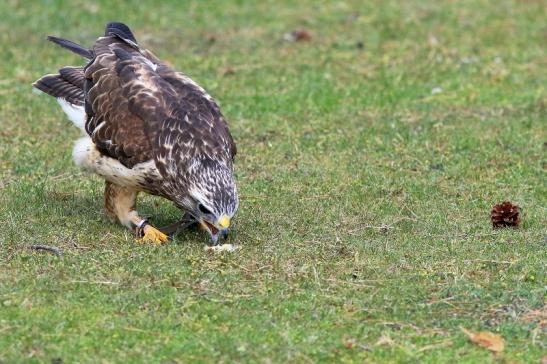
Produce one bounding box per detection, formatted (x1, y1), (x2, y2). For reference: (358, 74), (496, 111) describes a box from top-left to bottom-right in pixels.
(158, 212), (196, 236)
(158, 220), (195, 236)
(137, 225), (169, 245)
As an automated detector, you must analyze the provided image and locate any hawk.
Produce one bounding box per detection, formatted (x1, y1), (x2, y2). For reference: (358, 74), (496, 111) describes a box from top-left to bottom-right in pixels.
(33, 23), (238, 245)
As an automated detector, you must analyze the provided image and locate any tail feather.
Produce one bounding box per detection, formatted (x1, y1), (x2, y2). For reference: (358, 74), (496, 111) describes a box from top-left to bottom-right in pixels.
(33, 73), (86, 131)
(47, 36), (93, 59)
(105, 22), (139, 48)
(33, 67), (85, 106)
(33, 22), (139, 132)
(59, 66), (85, 89)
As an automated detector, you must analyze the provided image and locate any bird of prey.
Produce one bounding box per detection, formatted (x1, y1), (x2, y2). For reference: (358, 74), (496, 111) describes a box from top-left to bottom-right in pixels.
(33, 23), (238, 245)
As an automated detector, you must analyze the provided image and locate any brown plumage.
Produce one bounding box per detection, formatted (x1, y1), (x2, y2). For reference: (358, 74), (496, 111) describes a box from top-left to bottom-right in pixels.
(33, 23), (239, 244)
(33, 67), (85, 106)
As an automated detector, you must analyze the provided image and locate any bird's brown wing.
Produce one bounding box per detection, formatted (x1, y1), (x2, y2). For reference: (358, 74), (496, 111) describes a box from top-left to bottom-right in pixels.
(84, 36), (174, 168)
(84, 33), (236, 173)
(153, 63), (237, 160)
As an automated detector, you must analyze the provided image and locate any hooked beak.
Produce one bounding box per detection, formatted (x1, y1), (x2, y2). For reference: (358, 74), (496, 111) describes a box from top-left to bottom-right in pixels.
(200, 215), (230, 245)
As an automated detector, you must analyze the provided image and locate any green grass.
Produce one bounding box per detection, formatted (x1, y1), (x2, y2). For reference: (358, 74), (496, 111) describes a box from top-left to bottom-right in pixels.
(1, 0), (545, 362)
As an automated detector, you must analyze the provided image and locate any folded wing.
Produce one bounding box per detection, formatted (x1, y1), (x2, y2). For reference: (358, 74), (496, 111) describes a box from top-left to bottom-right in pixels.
(84, 23), (236, 171)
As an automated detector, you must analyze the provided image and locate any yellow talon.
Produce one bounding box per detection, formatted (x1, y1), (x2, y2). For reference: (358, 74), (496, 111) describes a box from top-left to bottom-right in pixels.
(137, 225), (169, 244)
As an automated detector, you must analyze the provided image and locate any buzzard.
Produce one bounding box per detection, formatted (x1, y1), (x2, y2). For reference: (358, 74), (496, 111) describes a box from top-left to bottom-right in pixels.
(33, 23), (238, 245)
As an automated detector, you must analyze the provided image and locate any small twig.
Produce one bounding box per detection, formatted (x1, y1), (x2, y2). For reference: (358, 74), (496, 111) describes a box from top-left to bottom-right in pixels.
(464, 259), (516, 265)
(416, 340), (453, 353)
(426, 296), (457, 307)
(29, 244), (63, 256)
(68, 280), (119, 285)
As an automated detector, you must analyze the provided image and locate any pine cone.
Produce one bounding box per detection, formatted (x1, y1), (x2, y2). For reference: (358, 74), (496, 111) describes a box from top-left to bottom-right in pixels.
(491, 201), (521, 227)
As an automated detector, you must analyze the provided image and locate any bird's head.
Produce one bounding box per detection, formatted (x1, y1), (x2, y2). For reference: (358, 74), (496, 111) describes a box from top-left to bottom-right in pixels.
(179, 156), (238, 244)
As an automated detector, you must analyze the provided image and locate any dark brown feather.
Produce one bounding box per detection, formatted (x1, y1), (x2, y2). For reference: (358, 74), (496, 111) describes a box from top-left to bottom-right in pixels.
(59, 67), (85, 89)
(47, 36), (93, 59)
(33, 67), (85, 106)
(155, 65), (237, 159)
(83, 34), (236, 176)
(35, 23), (237, 205)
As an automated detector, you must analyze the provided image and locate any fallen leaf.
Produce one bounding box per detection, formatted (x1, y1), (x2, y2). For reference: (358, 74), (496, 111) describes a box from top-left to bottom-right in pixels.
(283, 28), (312, 42)
(461, 327), (504, 352)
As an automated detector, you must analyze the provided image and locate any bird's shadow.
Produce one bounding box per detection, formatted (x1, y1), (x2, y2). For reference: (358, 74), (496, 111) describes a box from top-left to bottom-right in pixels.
(51, 189), (201, 243)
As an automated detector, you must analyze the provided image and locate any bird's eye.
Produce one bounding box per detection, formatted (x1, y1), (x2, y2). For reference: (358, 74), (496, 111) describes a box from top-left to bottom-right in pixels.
(198, 203), (211, 214)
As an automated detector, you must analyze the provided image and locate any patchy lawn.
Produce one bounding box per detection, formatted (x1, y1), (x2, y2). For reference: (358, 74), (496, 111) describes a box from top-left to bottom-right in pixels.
(0, 0), (545, 362)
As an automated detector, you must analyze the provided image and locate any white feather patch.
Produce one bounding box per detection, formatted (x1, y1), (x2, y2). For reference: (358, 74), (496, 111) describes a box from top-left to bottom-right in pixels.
(57, 98), (86, 131)
(72, 136), (94, 167)
(72, 136), (159, 189)
(142, 57), (158, 71)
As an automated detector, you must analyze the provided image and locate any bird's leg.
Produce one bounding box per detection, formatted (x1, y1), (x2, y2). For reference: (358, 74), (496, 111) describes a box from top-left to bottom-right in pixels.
(104, 181), (168, 244)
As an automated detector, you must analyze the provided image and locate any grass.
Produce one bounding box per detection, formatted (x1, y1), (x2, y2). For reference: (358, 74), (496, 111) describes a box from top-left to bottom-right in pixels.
(0, 0), (545, 362)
